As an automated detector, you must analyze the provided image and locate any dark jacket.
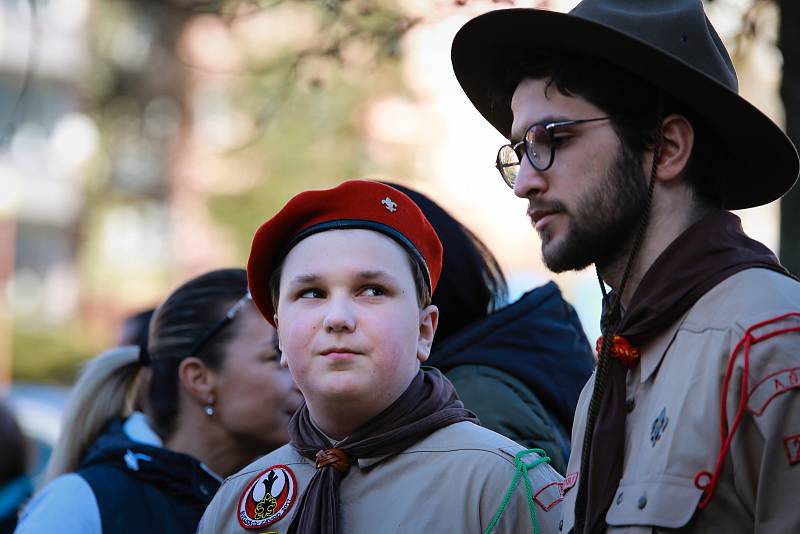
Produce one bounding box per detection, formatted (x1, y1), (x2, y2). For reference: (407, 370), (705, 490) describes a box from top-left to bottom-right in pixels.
(0, 476), (32, 534)
(76, 420), (221, 534)
(429, 281), (595, 473)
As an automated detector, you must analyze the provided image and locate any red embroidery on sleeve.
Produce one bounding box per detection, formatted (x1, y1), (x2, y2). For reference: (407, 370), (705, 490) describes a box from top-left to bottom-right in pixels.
(785, 434), (800, 466)
(747, 367), (800, 416)
(694, 312), (800, 509)
(533, 481), (565, 511)
(562, 472), (578, 492)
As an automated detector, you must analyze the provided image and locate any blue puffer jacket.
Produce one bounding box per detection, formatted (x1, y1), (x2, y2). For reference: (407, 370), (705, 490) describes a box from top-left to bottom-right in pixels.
(428, 281), (595, 473)
(76, 420), (221, 534)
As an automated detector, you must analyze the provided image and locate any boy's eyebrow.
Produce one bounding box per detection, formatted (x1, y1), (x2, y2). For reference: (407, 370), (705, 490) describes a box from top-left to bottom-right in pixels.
(288, 274), (321, 285)
(287, 270), (397, 284)
(355, 270), (394, 281)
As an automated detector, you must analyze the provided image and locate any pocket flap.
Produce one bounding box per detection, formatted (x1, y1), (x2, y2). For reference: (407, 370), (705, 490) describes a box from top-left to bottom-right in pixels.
(606, 476), (703, 528)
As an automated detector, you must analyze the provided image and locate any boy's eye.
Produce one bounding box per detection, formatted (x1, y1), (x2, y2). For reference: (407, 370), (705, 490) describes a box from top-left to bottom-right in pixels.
(298, 288), (325, 299)
(360, 286), (386, 297)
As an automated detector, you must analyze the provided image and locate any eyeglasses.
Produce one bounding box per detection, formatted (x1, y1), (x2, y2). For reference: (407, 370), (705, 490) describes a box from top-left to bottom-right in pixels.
(495, 116), (615, 188)
(188, 291), (253, 357)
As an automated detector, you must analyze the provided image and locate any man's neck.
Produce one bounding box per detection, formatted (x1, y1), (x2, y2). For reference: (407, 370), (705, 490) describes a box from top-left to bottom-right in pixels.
(599, 192), (715, 305)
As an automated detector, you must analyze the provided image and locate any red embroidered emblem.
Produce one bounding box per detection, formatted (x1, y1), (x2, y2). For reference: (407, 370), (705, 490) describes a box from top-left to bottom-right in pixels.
(237, 465), (297, 529)
(694, 312), (800, 509)
(533, 472), (578, 511)
(561, 472), (578, 493)
(533, 481), (564, 511)
(785, 435), (800, 465)
(747, 366), (800, 416)
(596, 335), (640, 368)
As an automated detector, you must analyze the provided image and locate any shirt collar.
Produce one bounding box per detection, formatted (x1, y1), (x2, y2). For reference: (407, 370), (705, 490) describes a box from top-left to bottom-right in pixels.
(638, 309), (690, 382)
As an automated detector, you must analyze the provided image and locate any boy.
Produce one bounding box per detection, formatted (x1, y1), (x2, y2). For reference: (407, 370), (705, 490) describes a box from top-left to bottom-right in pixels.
(198, 180), (564, 533)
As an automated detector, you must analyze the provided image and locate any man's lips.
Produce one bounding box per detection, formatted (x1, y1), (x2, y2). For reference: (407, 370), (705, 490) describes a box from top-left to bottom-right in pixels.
(529, 208), (562, 231)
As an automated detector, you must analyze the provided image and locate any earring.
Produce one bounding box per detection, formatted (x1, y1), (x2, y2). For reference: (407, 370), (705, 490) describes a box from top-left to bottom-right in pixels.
(204, 398), (215, 417)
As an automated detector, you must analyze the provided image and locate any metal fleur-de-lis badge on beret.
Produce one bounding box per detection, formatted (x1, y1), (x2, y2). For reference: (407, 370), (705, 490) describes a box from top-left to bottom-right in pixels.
(650, 407), (669, 447)
(381, 197), (397, 213)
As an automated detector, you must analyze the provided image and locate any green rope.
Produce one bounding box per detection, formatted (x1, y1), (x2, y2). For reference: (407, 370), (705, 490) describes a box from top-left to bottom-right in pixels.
(484, 448), (551, 534)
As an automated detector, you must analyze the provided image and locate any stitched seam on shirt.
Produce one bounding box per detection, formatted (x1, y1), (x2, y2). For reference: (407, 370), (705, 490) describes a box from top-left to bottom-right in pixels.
(391, 448), (516, 465)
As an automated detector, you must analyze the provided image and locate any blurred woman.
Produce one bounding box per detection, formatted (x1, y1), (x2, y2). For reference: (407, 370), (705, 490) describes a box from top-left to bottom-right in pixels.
(16, 268), (301, 534)
(388, 184), (594, 473)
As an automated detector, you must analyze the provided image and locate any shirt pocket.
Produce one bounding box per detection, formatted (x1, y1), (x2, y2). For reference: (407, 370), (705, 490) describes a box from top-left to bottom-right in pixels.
(606, 475), (703, 530)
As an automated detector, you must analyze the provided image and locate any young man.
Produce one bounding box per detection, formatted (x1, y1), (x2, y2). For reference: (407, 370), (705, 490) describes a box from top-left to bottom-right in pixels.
(452, 0), (800, 533)
(197, 180), (564, 533)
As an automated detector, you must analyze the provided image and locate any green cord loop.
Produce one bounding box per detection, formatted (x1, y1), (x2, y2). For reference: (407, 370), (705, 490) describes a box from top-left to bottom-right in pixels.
(484, 448), (551, 534)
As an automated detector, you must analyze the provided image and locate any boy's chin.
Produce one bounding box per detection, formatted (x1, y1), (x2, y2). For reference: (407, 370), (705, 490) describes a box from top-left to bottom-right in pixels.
(312, 375), (374, 402)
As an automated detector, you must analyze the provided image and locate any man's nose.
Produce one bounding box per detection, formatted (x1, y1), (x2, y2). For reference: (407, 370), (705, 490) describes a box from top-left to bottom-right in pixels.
(322, 294), (356, 333)
(513, 156), (549, 199)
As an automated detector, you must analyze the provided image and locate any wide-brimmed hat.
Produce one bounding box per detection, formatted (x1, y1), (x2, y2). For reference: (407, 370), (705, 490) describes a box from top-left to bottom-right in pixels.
(451, 0), (798, 209)
(247, 179), (443, 326)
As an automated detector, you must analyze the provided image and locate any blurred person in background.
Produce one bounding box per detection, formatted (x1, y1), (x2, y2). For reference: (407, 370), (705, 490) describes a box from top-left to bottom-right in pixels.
(0, 402), (32, 534)
(388, 183), (594, 473)
(118, 307), (155, 415)
(118, 308), (155, 349)
(16, 268), (301, 534)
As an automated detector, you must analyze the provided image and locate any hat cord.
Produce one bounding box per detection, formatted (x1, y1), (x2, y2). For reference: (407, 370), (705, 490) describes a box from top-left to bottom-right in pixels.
(573, 94), (663, 533)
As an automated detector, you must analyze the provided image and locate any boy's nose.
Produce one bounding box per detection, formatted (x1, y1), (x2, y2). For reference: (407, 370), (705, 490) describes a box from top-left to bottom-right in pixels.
(323, 296), (356, 333)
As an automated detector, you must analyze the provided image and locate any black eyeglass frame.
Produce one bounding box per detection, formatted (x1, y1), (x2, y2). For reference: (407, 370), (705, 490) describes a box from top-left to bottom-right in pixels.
(495, 116), (616, 188)
(187, 291), (253, 358)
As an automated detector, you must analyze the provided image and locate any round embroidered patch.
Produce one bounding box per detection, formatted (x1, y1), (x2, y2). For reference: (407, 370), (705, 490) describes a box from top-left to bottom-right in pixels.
(237, 464), (297, 529)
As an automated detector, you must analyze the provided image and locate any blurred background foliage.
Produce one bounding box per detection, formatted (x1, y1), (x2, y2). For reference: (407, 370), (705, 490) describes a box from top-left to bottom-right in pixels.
(4, 0), (797, 384)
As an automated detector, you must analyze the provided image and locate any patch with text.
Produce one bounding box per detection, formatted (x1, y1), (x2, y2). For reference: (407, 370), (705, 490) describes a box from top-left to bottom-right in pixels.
(237, 465), (297, 529)
(748, 366), (800, 416)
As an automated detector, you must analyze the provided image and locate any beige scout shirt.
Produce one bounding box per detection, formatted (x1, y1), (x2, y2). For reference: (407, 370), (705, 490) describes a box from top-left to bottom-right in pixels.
(199, 420), (564, 533)
(559, 268), (800, 533)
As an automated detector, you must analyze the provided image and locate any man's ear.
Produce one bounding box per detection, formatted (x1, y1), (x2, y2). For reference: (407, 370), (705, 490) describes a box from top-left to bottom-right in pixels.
(417, 304), (439, 363)
(655, 113), (694, 183)
(178, 357), (216, 405)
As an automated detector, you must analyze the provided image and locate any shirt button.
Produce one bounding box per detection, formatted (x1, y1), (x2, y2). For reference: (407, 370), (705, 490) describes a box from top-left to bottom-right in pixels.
(625, 396), (636, 412)
(638, 495), (647, 509)
(616, 492), (624, 505)
(559, 519), (563, 531)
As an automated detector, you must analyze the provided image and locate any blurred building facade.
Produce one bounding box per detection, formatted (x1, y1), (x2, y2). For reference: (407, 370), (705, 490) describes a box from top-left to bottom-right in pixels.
(0, 0), (786, 385)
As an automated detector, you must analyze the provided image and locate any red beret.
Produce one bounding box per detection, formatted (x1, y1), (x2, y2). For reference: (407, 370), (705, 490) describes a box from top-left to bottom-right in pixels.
(247, 180), (443, 325)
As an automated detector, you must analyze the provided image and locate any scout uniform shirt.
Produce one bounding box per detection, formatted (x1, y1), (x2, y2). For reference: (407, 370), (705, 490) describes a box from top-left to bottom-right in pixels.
(559, 268), (800, 533)
(199, 420), (565, 533)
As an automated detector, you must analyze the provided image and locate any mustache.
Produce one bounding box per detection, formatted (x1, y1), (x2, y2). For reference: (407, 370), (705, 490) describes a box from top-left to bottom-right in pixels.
(528, 200), (568, 215)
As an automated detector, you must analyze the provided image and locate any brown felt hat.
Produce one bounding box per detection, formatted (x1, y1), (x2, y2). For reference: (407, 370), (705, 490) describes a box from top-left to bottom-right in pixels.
(451, 0), (799, 209)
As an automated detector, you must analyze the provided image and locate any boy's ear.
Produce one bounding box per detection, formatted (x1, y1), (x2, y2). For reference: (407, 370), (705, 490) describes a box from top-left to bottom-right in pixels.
(416, 304), (439, 363)
(178, 357), (216, 405)
(274, 315), (289, 368)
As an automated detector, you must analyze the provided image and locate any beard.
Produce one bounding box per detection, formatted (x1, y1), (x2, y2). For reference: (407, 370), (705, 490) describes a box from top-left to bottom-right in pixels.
(539, 143), (649, 273)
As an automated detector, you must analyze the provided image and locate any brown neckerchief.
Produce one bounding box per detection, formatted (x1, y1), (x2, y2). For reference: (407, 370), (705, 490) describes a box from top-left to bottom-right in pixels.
(578, 210), (794, 534)
(287, 367), (479, 534)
